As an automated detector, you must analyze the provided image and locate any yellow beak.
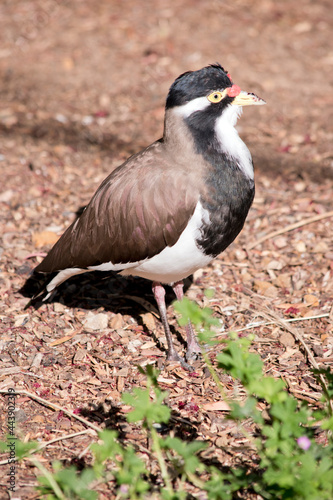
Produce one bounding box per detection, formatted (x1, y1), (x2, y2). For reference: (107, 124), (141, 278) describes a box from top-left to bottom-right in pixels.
(232, 91), (266, 106)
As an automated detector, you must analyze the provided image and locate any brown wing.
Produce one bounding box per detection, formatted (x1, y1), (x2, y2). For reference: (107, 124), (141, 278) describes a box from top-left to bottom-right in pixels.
(35, 141), (200, 273)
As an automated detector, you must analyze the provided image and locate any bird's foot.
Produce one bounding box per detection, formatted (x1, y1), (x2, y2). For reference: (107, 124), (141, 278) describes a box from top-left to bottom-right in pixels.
(166, 350), (195, 372)
(185, 341), (202, 362)
(185, 349), (202, 362)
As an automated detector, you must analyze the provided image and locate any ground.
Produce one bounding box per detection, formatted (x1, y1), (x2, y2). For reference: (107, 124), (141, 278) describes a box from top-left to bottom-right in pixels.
(0, 0), (333, 498)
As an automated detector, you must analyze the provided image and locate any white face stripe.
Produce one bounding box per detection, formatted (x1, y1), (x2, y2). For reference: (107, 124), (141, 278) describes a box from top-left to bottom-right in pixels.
(174, 96), (210, 118)
(173, 88), (230, 118)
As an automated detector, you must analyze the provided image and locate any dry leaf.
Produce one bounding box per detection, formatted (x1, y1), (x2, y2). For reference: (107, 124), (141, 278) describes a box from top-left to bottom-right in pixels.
(304, 294), (319, 307)
(157, 376), (177, 386)
(62, 56), (74, 70)
(202, 401), (230, 411)
(49, 331), (79, 346)
(30, 415), (45, 423)
(117, 376), (125, 392)
(140, 341), (157, 350)
(83, 312), (109, 331)
(273, 236), (287, 248)
(117, 367), (129, 377)
(266, 259), (284, 270)
(253, 280), (278, 297)
(313, 241), (329, 253)
(294, 241), (306, 252)
(141, 349), (164, 357)
(87, 378), (102, 386)
(279, 331), (295, 347)
(140, 312), (156, 331)
(73, 349), (87, 364)
(276, 302), (302, 309)
(109, 313), (124, 329)
(274, 273), (292, 289)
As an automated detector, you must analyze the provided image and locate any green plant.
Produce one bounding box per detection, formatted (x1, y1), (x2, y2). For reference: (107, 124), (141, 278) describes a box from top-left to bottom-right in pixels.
(175, 297), (333, 499)
(1, 299), (332, 499)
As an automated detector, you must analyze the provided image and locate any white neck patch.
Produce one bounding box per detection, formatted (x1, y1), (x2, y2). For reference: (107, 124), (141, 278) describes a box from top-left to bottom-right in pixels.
(214, 105), (254, 180)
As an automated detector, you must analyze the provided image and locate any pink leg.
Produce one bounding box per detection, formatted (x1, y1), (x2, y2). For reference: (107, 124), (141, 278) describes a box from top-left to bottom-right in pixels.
(152, 282), (189, 366)
(172, 280), (202, 361)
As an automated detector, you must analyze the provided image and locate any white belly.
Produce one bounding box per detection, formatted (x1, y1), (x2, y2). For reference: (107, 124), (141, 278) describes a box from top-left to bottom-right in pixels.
(121, 225), (212, 284)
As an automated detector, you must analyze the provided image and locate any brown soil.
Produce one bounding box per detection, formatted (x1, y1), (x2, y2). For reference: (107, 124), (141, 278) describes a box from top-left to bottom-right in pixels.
(0, 1), (332, 498)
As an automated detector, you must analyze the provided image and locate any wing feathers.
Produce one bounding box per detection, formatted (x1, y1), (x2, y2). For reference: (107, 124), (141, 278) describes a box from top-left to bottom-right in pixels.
(35, 141), (200, 274)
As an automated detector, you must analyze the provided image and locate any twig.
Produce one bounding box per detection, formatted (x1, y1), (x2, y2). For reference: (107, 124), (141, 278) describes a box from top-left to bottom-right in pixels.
(247, 210), (333, 250)
(243, 293), (333, 416)
(0, 429), (94, 466)
(0, 389), (101, 433)
(37, 429), (94, 452)
(19, 371), (45, 379)
(234, 313), (330, 332)
(284, 383), (321, 403)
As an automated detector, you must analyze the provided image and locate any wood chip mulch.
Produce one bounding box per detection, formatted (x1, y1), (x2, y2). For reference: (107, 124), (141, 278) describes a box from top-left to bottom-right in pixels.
(0, 1), (332, 498)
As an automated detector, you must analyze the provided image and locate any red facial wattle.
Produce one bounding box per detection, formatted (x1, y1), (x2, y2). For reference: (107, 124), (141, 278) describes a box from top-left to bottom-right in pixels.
(227, 85), (241, 97)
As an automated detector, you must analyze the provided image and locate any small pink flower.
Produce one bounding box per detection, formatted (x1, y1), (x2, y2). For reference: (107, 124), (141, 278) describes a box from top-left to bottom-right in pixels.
(297, 436), (311, 450)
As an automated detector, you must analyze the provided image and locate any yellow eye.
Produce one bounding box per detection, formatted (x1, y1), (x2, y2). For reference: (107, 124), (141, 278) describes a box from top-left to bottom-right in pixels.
(207, 91), (223, 103)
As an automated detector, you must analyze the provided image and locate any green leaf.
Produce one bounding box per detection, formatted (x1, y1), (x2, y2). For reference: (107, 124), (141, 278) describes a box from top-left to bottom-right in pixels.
(37, 461), (98, 500)
(204, 466), (251, 500)
(217, 339), (263, 387)
(90, 430), (120, 473)
(115, 446), (149, 496)
(137, 363), (160, 388)
(161, 436), (207, 475)
(204, 288), (215, 299)
(161, 489), (187, 500)
(122, 387), (171, 426)
(249, 376), (287, 404)
(174, 297), (219, 329)
(0, 437), (38, 459)
(229, 397), (262, 423)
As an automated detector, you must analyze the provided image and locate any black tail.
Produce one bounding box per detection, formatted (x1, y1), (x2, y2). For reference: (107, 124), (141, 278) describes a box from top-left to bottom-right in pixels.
(19, 271), (56, 309)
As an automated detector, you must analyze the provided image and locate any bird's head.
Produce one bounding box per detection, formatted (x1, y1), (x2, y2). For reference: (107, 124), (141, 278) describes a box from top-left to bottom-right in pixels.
(164, 64), (265, 162)
(166, 63), (265, 118)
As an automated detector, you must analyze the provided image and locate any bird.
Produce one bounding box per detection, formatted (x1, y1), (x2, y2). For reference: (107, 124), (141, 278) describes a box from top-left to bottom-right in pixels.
(32, 63), (265, 369)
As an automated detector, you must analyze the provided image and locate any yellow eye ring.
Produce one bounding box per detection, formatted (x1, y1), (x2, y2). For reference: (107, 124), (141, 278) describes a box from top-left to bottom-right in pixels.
(207, 91), (223, 103)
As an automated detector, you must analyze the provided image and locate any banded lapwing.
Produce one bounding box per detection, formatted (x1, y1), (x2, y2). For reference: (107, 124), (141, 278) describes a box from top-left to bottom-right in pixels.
(33, 64), (265, 369)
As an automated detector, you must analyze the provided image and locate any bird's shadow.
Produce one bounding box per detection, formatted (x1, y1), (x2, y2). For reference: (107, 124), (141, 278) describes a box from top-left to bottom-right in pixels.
(79, 399), (199, 441)
(19, 264), (193, 352)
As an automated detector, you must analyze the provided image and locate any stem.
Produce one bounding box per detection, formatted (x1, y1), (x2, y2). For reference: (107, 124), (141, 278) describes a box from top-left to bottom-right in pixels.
(31, 457), (66, 500)
(187, 471), (205, 489)
(150, 424), (173, 494)
(201, 336), (257, 446)
(201, 346), (228, 399)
